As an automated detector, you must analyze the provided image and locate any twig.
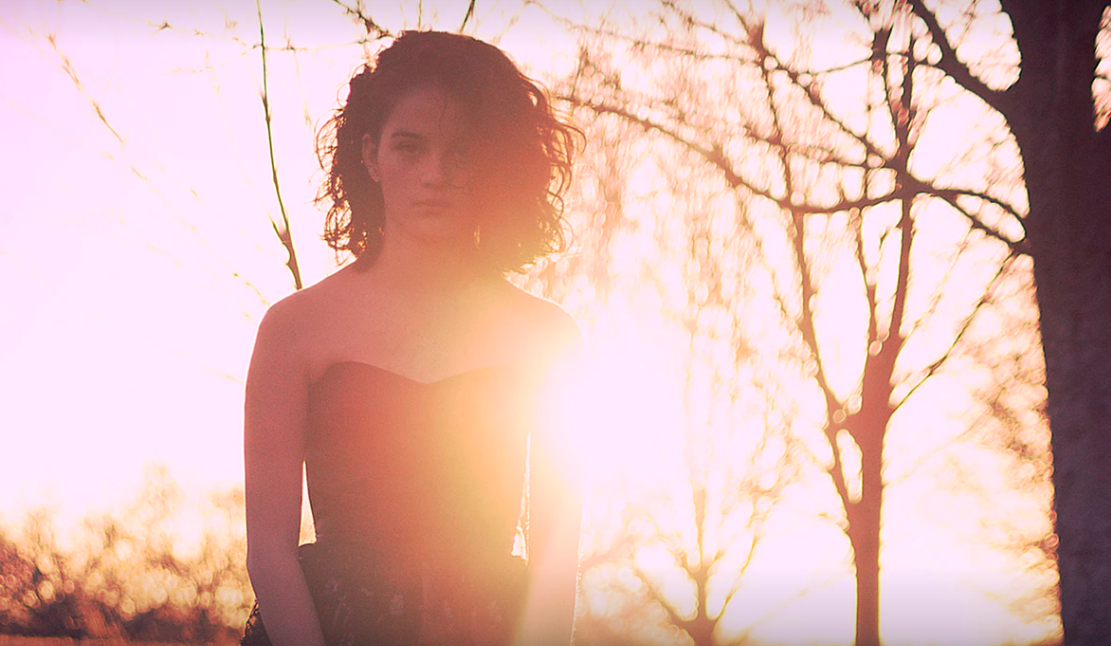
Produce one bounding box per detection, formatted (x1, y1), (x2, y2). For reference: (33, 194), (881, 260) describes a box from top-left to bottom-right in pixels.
(257, 0), (302, 290)
(460, 0), (476, 32)
(330, 0), (392, 38)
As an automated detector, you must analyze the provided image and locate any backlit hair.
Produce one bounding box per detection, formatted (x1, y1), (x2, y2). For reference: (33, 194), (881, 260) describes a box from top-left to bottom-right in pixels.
(316, 30), (579, 273)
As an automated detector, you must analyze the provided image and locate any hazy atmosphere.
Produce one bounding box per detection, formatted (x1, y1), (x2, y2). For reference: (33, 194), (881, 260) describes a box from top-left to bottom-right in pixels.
(4, 0), (1108, 644)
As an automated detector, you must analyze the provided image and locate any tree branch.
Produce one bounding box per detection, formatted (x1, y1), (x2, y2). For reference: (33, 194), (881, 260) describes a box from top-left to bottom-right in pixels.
(257, 0), (302, 290)
(932, 189), (1028, 254)
(632, 561), (693, 636)
(329, 0), (392, 38)
(892, 251), (1015, 411)
(906, 0), (1010, 115)
(559, 97), (900, 215)
(459, 0), (476, 33)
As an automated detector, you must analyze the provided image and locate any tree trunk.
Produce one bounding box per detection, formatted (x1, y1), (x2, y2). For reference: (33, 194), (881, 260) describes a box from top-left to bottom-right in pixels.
(846, 345), (897, 646)
(1000, 1), (1111, 642)
(849, 453), (883, 646)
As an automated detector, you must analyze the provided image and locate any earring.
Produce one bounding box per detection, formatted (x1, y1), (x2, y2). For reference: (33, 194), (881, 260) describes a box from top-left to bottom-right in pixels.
(365, 162), (380, 183)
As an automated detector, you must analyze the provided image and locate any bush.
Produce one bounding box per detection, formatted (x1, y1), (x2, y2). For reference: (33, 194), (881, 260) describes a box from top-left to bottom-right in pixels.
(0, 467), (250, 644)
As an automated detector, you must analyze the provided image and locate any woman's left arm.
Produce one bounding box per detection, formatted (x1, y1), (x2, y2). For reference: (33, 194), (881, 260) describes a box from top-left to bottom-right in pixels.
(518, 312), (585, 646)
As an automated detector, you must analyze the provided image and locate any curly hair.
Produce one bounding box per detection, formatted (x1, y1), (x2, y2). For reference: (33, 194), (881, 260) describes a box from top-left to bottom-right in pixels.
(316, 30), (579, 274)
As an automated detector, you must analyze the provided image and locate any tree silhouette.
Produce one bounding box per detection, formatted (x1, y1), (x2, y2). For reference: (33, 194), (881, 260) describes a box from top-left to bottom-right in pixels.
(522, 103), (798, 645)
(2, 1), (1074, 643)
(903, 2), (1111, 642)
(555, 1), (1054, 643)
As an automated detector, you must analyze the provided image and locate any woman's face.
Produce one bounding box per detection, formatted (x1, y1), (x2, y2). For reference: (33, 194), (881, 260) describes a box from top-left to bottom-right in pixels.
(363, 85), (477, 247)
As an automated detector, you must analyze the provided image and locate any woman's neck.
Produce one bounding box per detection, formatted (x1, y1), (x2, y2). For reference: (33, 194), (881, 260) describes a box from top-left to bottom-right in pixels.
(365, 229), (489, 296)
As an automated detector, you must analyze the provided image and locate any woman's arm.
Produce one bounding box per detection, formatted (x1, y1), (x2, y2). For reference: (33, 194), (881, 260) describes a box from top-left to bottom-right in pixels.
(518, 313), (585, 646)
(244, 301), (327, 646)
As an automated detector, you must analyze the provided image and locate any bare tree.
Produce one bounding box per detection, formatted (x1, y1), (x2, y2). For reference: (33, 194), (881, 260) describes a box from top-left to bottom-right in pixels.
(531, 98), (809, 646)
(553, 1), (1047, 643)
(903, 1), (1111, 642)
(9, 0), (1080, 643)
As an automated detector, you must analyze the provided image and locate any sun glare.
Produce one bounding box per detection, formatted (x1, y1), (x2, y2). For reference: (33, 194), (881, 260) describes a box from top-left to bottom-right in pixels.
(0, 0), (1061, 643)
(574, 305), (687, 492)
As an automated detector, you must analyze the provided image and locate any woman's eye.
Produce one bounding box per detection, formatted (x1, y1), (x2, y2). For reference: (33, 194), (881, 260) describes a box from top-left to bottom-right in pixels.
(395, 142), (423, 154)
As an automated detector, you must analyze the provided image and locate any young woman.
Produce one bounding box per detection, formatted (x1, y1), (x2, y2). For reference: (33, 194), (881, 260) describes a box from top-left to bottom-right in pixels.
(242, 31), (583, 646)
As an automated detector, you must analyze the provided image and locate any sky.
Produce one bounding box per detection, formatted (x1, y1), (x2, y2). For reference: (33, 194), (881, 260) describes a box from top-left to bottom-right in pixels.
(0, 0), (588, 528)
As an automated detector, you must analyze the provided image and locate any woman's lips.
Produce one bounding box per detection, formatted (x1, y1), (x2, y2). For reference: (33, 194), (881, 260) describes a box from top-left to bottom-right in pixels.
(414, 198), (460, 213)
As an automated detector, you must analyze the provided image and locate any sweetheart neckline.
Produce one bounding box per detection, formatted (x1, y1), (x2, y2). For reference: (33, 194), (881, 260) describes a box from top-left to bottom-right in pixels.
(313, 360), (513, 388)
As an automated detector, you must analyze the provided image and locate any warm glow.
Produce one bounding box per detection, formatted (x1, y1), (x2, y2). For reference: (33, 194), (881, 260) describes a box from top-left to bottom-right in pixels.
(0, 1), (1059, 644)
(576, 318), (687, 489)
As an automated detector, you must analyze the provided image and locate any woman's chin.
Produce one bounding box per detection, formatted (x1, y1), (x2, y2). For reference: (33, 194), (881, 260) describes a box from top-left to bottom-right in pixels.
(389, 219), (478, 251)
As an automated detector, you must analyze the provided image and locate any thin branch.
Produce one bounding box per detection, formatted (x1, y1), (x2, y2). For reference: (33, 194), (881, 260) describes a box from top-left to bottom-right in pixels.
(330, 0), (392, 38)
(459, 0), (476, 32)
(903, 229), (974, 342)
(892, 251), (1016, 411)
(764, 23), (855, 524)
(730, 194), (854, 518)
(560, 97), (898, 214)
(852, 208), (879, 343)
(669, 1), (887, 165)
(884, 198), (914, 350)
(930, 183), (1025, 223)
(568, 3), (869, 76)
(767, 43), (886, 164)
(37, 24), (274, 305)
(759, 37), (844, 423)
(43, 34), (125, 145)
(632, 561), (693, 636)
(257, 0), (302, 290)
(932, 190), (1027, 254)
(557, 19), (761, 64)
(718, 525), (760, 614)
(789, 208), (855, 521)
(884, 17), (916, 351)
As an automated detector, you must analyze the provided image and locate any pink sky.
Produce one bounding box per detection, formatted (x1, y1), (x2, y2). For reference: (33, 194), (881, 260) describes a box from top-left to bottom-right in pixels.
(0, 0), (578, 527)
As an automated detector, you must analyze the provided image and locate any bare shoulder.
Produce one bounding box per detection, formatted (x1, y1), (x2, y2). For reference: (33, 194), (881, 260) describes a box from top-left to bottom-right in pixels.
(256, 280), (322, 346)
(260, 284), (311, 333)
(498, 281), (583, 359)
(250, 270), (351, 379)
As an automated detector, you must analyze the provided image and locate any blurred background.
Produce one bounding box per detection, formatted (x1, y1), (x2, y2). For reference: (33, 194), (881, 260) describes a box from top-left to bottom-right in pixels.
(0, 0), (1079, 644)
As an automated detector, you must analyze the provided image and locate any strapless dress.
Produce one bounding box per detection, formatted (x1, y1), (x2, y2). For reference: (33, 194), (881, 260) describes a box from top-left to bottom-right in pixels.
(242, 362), (539, 646)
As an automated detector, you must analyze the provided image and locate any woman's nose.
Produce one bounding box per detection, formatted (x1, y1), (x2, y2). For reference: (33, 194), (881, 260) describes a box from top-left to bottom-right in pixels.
(423, 150), (465, 188)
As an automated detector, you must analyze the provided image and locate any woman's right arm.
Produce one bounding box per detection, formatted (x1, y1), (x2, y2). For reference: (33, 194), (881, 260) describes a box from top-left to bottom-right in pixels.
(244, 301), (327, 646)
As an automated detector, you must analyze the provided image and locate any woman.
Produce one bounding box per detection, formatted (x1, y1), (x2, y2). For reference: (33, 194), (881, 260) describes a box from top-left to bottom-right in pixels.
(242, 31), (583, 646)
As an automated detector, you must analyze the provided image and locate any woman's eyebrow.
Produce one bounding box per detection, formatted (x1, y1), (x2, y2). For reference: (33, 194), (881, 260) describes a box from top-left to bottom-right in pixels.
(389, 130), (425, 141)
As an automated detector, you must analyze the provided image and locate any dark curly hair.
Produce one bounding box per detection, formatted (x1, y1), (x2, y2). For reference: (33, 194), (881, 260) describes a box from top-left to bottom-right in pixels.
(316, 30), (579, 274)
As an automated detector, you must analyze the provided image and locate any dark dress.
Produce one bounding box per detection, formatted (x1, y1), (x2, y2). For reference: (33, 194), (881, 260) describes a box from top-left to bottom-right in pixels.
(242, 362), (537, 646)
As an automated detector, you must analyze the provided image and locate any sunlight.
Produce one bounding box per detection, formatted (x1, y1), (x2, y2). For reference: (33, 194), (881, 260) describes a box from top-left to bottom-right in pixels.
(0, 1), (1062, 644)
(574, 300), (687, 490)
